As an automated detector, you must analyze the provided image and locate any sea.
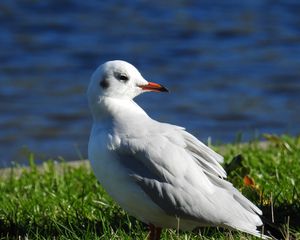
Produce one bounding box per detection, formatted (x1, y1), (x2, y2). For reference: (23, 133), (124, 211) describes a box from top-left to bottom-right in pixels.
(1, 0), (300, 167)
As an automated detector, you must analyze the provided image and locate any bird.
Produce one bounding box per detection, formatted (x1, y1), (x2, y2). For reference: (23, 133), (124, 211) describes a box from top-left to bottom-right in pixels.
(87, 60), (269, 240)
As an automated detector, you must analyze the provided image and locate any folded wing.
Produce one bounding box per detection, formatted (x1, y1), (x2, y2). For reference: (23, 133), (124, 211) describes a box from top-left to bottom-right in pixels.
(114, 121), (265, 237)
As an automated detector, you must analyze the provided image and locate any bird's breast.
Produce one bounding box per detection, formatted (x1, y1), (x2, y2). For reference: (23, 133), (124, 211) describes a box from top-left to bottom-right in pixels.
(88, 124), (169, 224)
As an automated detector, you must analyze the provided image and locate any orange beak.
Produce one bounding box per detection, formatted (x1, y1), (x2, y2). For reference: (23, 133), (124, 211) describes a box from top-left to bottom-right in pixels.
(139, 82), (169, 93)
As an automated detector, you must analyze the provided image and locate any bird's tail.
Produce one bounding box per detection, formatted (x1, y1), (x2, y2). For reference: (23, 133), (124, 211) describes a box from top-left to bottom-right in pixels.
(231, 224), (271, 239)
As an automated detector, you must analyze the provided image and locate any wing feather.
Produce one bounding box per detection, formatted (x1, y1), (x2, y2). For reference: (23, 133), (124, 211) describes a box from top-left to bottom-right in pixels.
(180, 130), (226, 178)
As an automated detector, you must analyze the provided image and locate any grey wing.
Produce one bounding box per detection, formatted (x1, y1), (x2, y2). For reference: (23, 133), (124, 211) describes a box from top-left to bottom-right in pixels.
(114, 123), (264, 233)
(179, 129), (226, 178)
(114, 125), (226, 223)
(131, 174), (219, 225)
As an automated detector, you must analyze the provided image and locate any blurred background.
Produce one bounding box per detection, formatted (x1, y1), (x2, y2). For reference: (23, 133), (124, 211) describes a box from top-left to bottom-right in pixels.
(1, 0), (300, 167)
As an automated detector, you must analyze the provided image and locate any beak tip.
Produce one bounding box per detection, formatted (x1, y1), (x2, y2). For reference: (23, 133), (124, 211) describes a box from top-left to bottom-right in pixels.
(140, 82), (169, 93)
(162, 86), (169, 93)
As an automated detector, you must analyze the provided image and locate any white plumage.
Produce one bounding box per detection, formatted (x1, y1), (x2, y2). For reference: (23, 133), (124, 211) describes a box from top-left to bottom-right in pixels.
(87, 60), (268, 239)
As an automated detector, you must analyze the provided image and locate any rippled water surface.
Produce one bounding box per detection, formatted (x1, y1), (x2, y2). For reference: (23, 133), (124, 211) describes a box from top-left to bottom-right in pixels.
(1, 0), (300, 167)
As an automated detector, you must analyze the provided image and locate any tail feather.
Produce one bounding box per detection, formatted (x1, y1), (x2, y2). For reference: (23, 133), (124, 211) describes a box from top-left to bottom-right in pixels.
(230, 224), (271, 239)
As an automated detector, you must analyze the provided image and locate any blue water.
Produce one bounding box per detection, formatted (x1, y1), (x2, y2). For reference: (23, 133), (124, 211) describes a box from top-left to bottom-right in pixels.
(1, 0), (300, 167)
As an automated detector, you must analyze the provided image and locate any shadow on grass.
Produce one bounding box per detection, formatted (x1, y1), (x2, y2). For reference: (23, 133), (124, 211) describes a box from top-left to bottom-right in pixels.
(261, 203), (300, 239)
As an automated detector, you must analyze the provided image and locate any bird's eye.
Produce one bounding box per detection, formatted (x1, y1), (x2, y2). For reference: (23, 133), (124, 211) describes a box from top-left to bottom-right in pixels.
(118, 73), (129, 82)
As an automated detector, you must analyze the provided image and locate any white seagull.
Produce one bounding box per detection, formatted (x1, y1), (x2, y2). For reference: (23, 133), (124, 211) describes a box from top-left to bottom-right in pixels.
(87, 60), (268, 240)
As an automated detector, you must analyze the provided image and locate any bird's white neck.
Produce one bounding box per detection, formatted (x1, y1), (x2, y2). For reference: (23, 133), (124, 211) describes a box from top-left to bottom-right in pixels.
(90, 96), (149, 124)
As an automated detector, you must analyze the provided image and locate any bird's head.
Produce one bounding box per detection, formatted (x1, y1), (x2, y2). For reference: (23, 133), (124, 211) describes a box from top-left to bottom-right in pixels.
(87, 60), (168, 115)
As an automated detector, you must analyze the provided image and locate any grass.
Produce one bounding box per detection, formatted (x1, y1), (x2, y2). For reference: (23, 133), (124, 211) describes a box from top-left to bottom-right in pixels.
(0, 134), (300, 239)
